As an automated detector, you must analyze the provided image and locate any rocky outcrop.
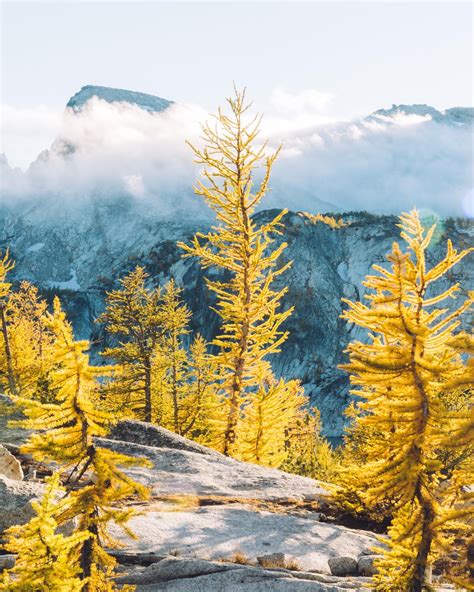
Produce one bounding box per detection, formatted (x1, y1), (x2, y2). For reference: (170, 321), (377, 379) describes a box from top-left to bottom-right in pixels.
(108, 420), (220, 456)
(0, 475), (44, 535)
(109, 503), (377, 575)
(357, 555), (378, 576)
(328, 556), (358, 576)
(0, 555), (15, 573)
(98, 432), (328, 502)
(0, 444), (24, 481)
(115, 556), (372, 591)
(97, 424), (380, 581)
(0, 421), (381, 590)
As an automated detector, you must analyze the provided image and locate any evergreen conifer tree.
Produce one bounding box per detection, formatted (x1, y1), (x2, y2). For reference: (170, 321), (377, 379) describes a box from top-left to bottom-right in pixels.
(341, 210), (473, 591)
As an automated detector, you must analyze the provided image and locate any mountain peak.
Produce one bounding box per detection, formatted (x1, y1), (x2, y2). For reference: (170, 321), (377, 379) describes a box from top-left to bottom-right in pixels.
(66, 85), (173, 113)
(370, 103), (473, 125)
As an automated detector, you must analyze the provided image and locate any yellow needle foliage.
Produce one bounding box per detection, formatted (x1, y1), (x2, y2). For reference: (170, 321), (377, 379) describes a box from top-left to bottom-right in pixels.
(236, 372), (305, 467)
(97, 266), (164, 422)
(1, 473), (89, 592)
(0, 251), (17, 395)
(341, 209), (473, 591)
(11, 297), (150, 590)
(179, 88), (293, 456)
(4, 281), (57, 401)
(153, 279), (191, 433)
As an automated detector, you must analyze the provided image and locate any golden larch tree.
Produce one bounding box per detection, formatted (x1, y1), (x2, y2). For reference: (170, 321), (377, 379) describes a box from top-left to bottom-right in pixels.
(0, 251), (17, 395)
(236, 371), (305, 467)
(155, 279), (191, 433)
(12, 298), (149, 590)
(1, 473), (89, 592)
(97, 266), (163, 422)
(178, 334), (218, 438)
(179, 88), (293, 455)
(341, 210), (473, 591)
(4, 281), (56, 401)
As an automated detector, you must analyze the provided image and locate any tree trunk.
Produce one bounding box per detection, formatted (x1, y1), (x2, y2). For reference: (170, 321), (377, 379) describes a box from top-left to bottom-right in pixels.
(0, 302), (17, 395)
(223, 387), (239, 456)
(171, 332), (180, 434)
(80, 519), (98, 589)
(410, 493), (434, 592)
(143, 360), (152, 422)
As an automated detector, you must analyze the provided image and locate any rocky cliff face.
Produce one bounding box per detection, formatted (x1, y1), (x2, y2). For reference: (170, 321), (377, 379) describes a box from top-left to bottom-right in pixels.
(1, 202), (472, 438)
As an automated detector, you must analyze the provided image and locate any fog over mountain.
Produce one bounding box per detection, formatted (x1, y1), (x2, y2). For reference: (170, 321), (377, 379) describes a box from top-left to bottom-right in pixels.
(2, 85), (473, 218)
(1, 86), (473, 437)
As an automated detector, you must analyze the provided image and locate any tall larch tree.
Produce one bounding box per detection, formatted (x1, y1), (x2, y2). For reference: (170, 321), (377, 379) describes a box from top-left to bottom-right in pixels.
(179, 88), (293, 456)
(12, 298), (149, 590)
(1, 473), (89, 592)
(0, 251), (17, 395)
(97, 266), (163, 422)
(341, 210), (473, 591)
(155, 279), (191, 433)
(178, 334), (217, 438)
(236, 371), (305, 467)
(5, 281), (56, 401)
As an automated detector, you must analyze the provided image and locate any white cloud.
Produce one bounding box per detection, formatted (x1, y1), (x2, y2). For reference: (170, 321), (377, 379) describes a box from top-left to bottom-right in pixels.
(270, 88), (334, 115)
(0, 104), (62, 167)
(264, 111), (473, 217)
(1, 91), (472, 218)
(123, 174), (146, 198)
(263, 87), (338, 138)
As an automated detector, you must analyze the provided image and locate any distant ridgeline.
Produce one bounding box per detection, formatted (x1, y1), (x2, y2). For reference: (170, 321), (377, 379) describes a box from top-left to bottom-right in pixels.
(3, 203), (472, 439)
(1, 85), (473, 437)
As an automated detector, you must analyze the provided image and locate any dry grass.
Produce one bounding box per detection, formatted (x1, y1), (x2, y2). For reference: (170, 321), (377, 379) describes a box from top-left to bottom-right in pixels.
(284, 558), (301, 571)
(230, 551), (253, 565)
(258, 556), (301, 571)
(138, 493), (323, 515)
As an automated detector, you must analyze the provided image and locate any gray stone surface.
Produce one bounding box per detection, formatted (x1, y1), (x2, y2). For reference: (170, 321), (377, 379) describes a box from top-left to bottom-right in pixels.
(0, 554), (15, 572)
(97, 436), (328, 502)
(0, 444), (24, 480)
(110, 550), (166, 566)
(0, 475), (44, 535)
(357, 555), (378, 576)
(116, 556), (371, 591)
(101, 432), (376, 576)
(109, 421), (220, 457)
(328, 556), (358, 576)
(117, 557), (239, 584)
(111, 503), (378, 574)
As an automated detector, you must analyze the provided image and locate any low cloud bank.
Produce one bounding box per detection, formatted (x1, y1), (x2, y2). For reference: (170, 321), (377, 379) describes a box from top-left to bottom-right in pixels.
(1, 92), (472, 218)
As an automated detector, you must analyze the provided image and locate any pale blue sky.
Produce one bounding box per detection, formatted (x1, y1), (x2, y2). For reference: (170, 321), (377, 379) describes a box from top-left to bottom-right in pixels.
(1, 1), (472, 166)
(2, 1), (473, 113)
